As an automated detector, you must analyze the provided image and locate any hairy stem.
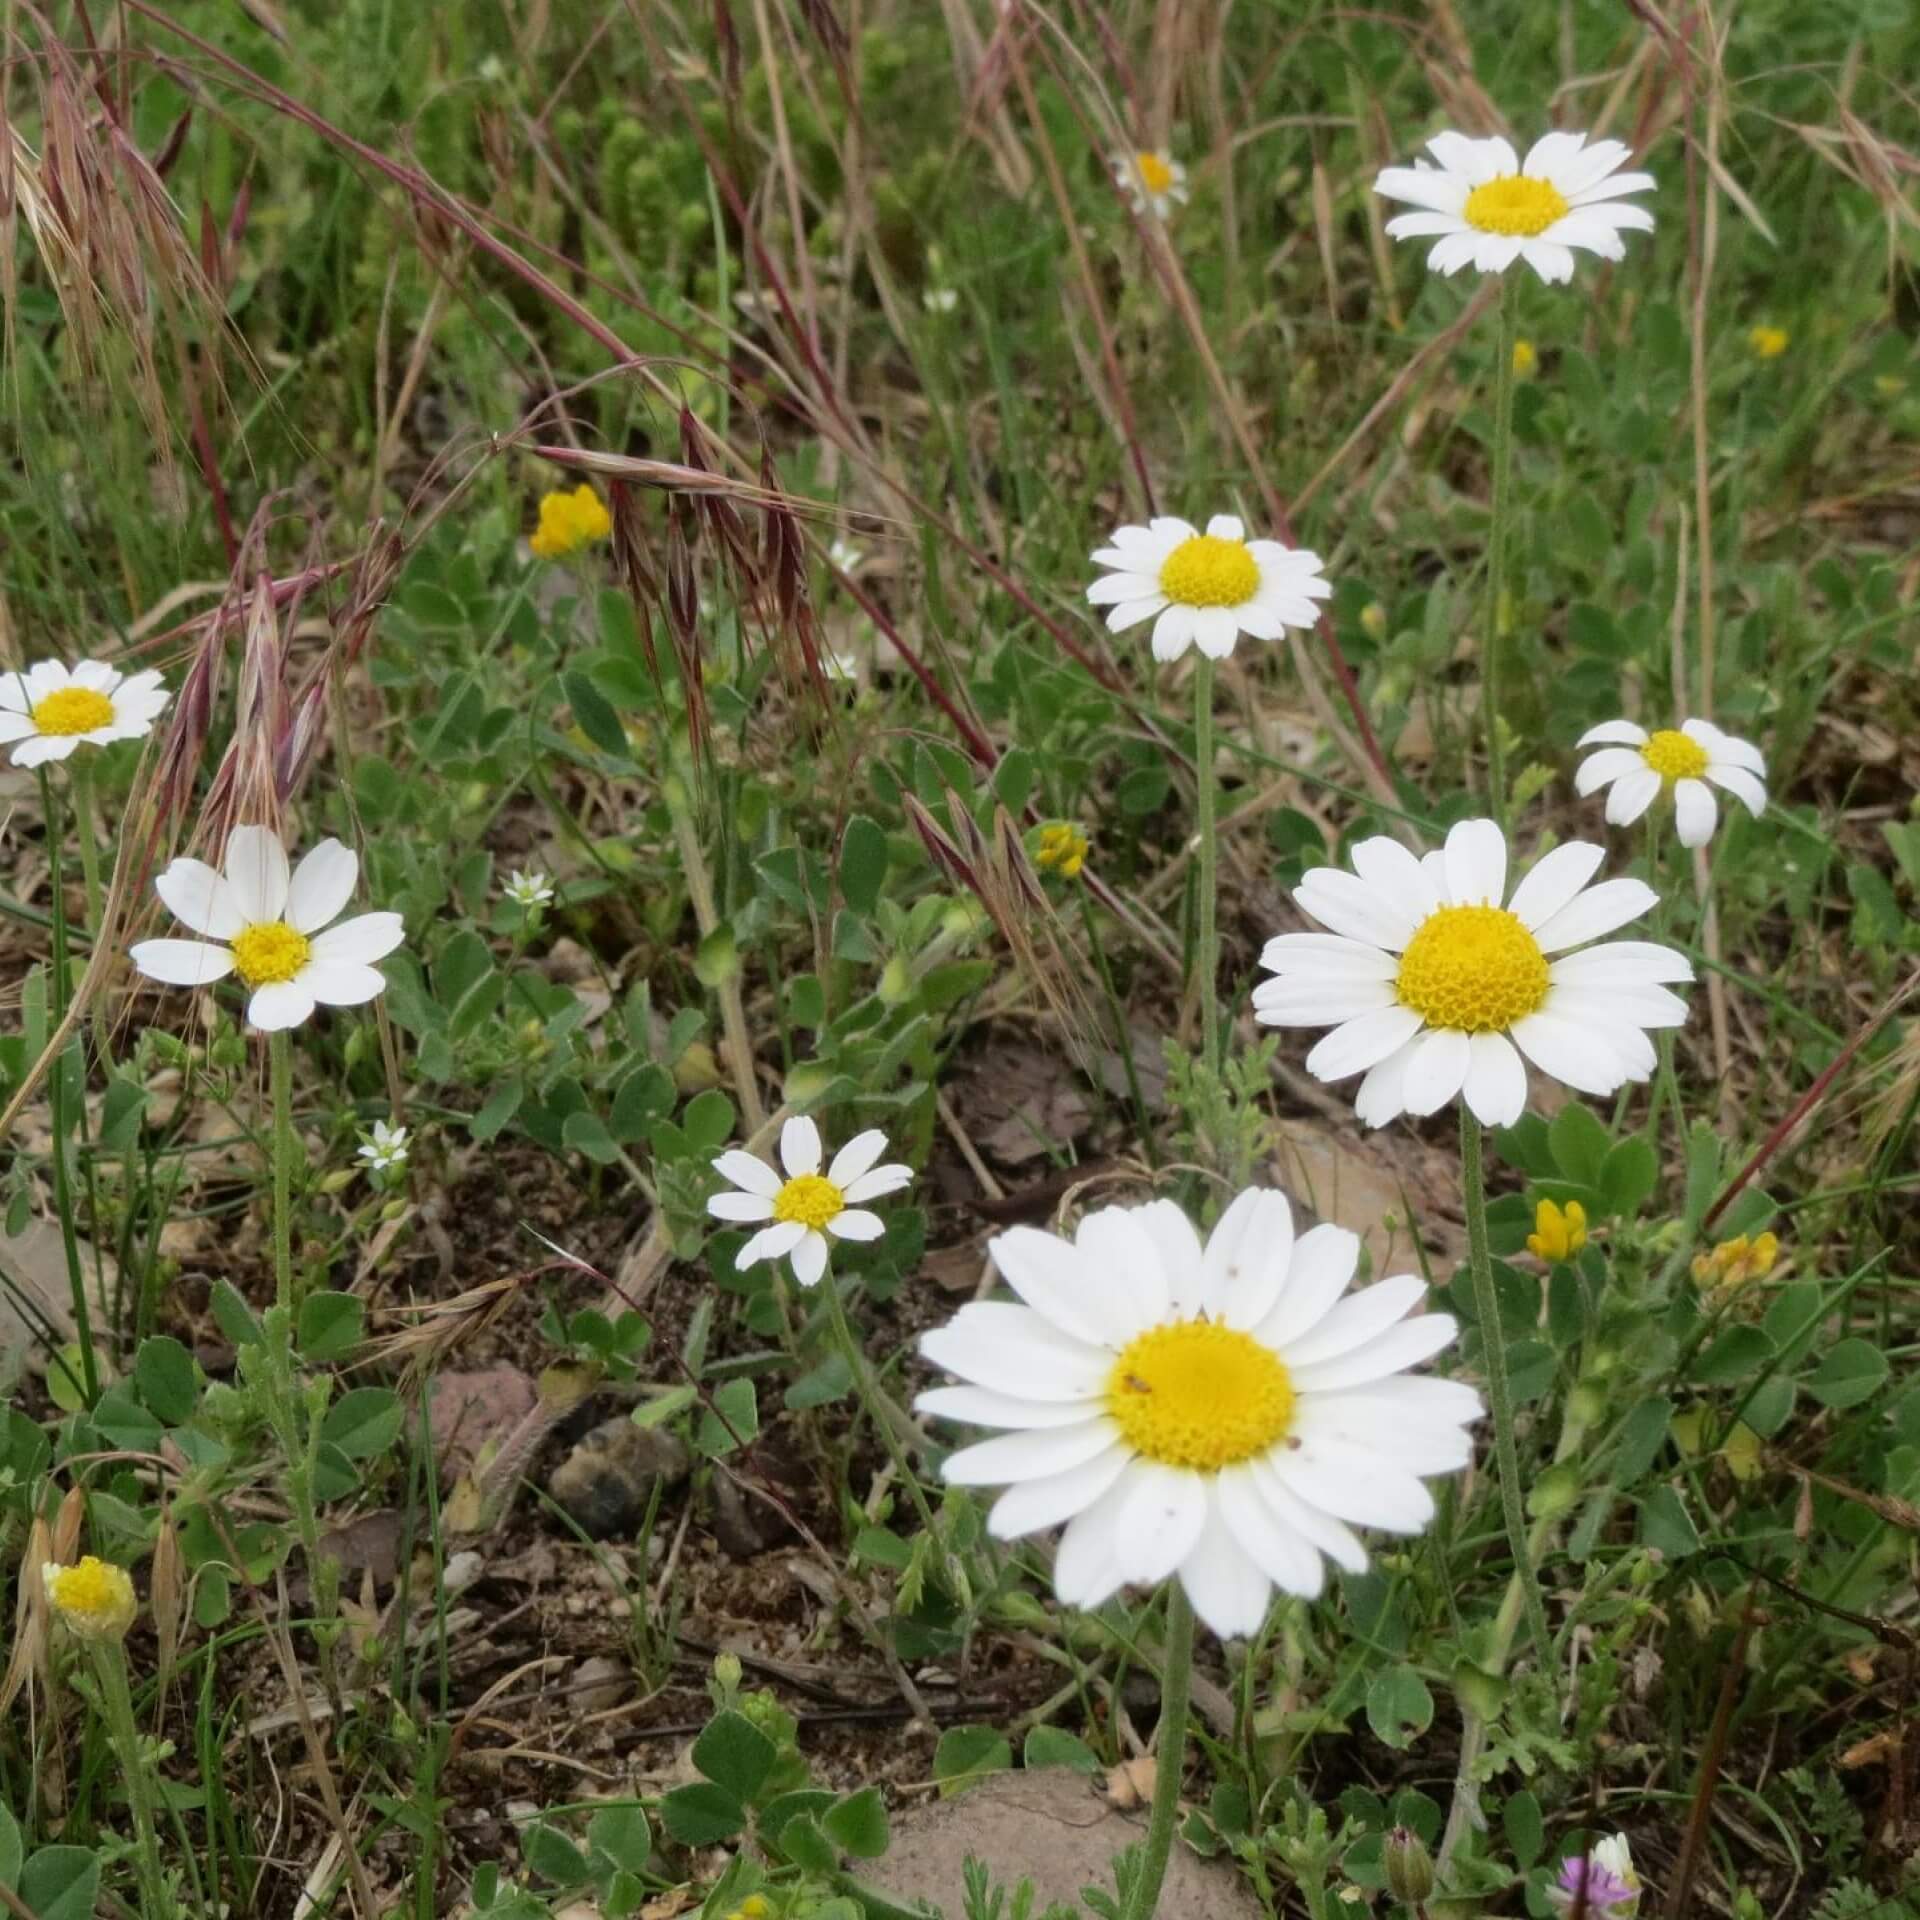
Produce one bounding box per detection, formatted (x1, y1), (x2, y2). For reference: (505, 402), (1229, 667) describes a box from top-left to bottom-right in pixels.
(1120, 1582), (1194, 1920)
(1482, 275), (1520, 826)
(1191, 657), (1220, 1078)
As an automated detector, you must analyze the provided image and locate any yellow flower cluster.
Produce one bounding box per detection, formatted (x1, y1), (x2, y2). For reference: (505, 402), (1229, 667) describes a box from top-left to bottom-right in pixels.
(1035, 822), (1089, 878)
(1747, 325), (1789, 360)
(1511, 338), (1539, 379)
(725, 1897), (773, 1920)
(1692, 1230), (1780, 1299)
(1527, 1198), (1586, 1263)
(43, 1555), (138, 1640)
(529, 484), (612, 560)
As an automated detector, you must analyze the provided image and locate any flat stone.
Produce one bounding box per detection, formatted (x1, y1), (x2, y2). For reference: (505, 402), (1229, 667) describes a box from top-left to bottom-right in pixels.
(546, 1415), (690, 1539)
(857, 1767), (1261, 1919)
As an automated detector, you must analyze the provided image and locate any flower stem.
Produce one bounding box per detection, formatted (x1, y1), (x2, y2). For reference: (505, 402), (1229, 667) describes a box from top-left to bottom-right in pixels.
(1483, 274), (1520, 828)
(1459, 1108), (1550, 1668)
(1191, 656), (1220, 1077)
(1120, 1581), (1194, 1920)
(68, 755), (105, 934)
(92, 1639), (176, 1919)
(270, 1028), (296, 1316)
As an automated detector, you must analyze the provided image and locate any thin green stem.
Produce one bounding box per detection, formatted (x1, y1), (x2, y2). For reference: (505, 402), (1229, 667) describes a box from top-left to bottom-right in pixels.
(1078, 888), (1156, 1167)
(1483, 275), (1520, 827)
(270, 1029), (296, 1315)
(68, 755), (105, 932)
(1191, 657), (1220, 1076)
(1119, 1582), (1194, 1920)
(93, 1639), (177, 1919)
(1459, 1108), (1550, 1668)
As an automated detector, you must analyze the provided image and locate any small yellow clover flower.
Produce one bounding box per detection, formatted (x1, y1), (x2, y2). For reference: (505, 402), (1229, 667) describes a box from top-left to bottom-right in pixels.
(529, 484), (612, 561)
(1527, 1198), (1587, 1264)
(725, 1898), (773, 1920)
(1746, 325), (1789, 361)
(1511, 338), (1539, 379)
(43, 1555), (137, 1641)
(1692, 1230), (1780, 1298)
(1034, 822), (1089, 879)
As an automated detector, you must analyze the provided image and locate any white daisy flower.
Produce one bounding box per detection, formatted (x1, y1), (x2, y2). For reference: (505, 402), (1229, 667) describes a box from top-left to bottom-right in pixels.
(1254, 818), (1692, 1129)
(1112, 148), (1189, 221)
(1374, 131), (1654, 286)
(917, 1189), (1479, 1640)
(827, 537), (865, 576)
(707, 1117), (913, 1288)
(503, 868), (556, 908)
(130, 825), (406, 1033)
(357, 1120), (410, 1172)
(1574, 718), (1766, 848)
(1087, 514), (1333, 663)
(0, 658), (171, 768)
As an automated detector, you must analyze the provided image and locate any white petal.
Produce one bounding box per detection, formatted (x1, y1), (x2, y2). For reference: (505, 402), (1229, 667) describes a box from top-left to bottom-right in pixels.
(915, 1385), (1100, 1431)
(12, 735), (77, 766)
(1521, 240), (1576, 284)
(827, 1129), (889, 1187)
(1135, 1200), (1208, 1320)
(308, 912), (405, 966)
(1705, 764), (1767, 818)
(1354, 1036), (1421, 1129)
(1427, 230), (1481, 276)
(1374, 163), (1470, 215)
(1150, 604), (1194, 661)
(1074, 1207), (1170, 1334)
(1246, 1458), (1369, 1573)
(1383, 209), (1470, 239)
(1296, 1386), (1480, 1470)
(154, 857), (246, 938)
(1257, 932), (1400, 981)
(1178, 1487), (1278, 1638)
(739, 1220), (807, 1267)
(825, 1209), (885, 1241)
(1506, 841), (1606, 933)
(1254, 1223), (1359, 1349)
(1302, 1005), (1427, 1080)
(1463, 1031), (1528, 1127)
(1265, 1440), (1436, 1533)
(1052, 1476), (1135, 1613)
(1548, 940), (1693, 988)
(0, 672), (28, 713)
(790, 1231), (829, 1287)
(1087, 571), (1161, 606)
(129, 938), (235, 986)
(1215, 1466), (1325, 1600)
(1206, 514), (1245, 542)
(842, 1163), (913, 1203)
(1673, 778), (1717, 847)
(1107, 594), (1167, 635)
(1288, 1309), (1460, 1392)
(1574, 746), (1644, 797)
(1200, 1188), (1294, 1330)
(921, 1303), (1111, 1400)
(989, 1225), (1121, 1347)
(1280, 1274), (1427, 1368)
(943, 1420), (1120, 1487)
(713, 1149), (782, 1197)
(1113, 1462), (1208, 1586)
(1688, 720), (1765, 776)
(285, 838), (359, 933)
(1507, 1012), (1631, 1095)
(780, 1115), (823, 1177)
(1193, 607), (1241, 659)
(1577, 719), (1649, 749)
(1253, 979), (1400, 1028)
(0, 711), (34, 743)
(1605, 765), (1662, 827)
(987, 1444), (1132, 1539)
(1402, 1027), (1472, 1116)
(709, 1190), (777, 1222)
(1294, 869), (1420, 951)
(1351, 836), (1443, 918)
(247, 981), (316, 1031)
(1546, 983), (1688, 1031)
(1531, 878), (1660, 952)
(303, 962), (390, 1007)
(1442, 818), (1507, 907)
(223, 826), (291, 923)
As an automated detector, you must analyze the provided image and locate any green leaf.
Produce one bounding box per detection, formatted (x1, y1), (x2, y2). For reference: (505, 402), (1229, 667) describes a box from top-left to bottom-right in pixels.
(681, 1089), (736, 1155)
(0, 1803), (21, 1887)
(210, 1279), (263, 1348)
(1600, 1137), (1657, 1217)
(1612, 1397), (1673, 1484)
(933, 1725), (1012, 1797)
(610, 1066), (676, 1141)
(1364, 1667), (1433, 1750)
(563, 669), (630, 758)
(783, 1350), (853, 1411)
(658, 1782), (745, 1848)
(468, 1076), (524, 1142)
(563, 1110), (622, 1166)
(523, 1821), (590, 1886)
(694, 1379), (759, 1457)
(853, 1526), (912, 1570)
(694, 925), (740, 988)
(778, 1813), (838, 1877)
(321, 1387), (404, 1460)
(297, 1292), (365, 1364)
(1547, 1104), (1609, 1187)
(1637, 1485), (1701, 1558)
(19, 1848), (100, 1920)
(1694, 1325), (1775, 1386)
(133, 1335), (197, 1425)
(692, 1710), (778, 1802)
(1502, 1790), (1544, 1868)
(1681, 1123), (1722, 1229)
(1806, 1338), (1889, 1410)
(822, 1787), (890, 1858)
(840, 815), (889, 916)
(1023, 1726), (1100, 1775)
(587, 1806), (652, 1874)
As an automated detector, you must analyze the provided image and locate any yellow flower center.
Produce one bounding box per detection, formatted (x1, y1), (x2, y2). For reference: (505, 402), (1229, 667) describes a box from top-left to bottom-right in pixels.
(1462, 175), (1570, 238)
(772, 1173), (845, 1231)
(1136, 151), (1174, 195)
(230, 920), (312, 987)
(1107, 1321), (1295, 1471)
(30, 686), (116, 736)
(44, 1555), (137, 1637)
(1640, 729), (1710, 783)
(1396, 905), (1549, 1033)
(1158, 535), (1259, 609)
